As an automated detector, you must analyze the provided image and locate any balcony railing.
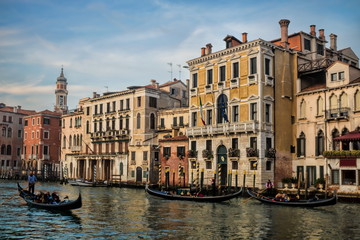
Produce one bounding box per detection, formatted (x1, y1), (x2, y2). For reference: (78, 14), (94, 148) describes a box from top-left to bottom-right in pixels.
(246, 148), (259, 157)
(298, 58), (334, 74)
(71, 146), (82, 152)
(325, 107), (350, 121)
(265, 148), (276, 158)
(323, 150), (360, 159)
(186, 122), (258, 137)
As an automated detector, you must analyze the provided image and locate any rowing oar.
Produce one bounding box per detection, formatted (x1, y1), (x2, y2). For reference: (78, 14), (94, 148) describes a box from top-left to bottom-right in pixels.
(243, 188), (267, 203)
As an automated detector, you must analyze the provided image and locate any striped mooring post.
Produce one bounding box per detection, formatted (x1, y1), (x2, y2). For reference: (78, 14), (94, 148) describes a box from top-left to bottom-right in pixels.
(178, 164), (182, 187)
(93, 165), (97, 182)
(196, 162), (200, 190)
(218, 164), (222, 189)
(158, 164), (162, 187)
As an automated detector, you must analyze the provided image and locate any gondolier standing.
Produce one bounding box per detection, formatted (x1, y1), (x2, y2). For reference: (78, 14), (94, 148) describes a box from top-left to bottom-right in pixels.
(28, 171), (37, 194)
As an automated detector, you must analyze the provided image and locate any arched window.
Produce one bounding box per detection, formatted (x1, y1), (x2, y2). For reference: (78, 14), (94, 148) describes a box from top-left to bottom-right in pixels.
(217, 94), (228, 124)
(86, 121), (90, 133)
(329, 94), (338, 117)
(297, 132), (306, 157)
(6, 145), (11, 155)
(315, 130), (324, 156)
(332, 129), (340, 150)
(150, 113), (156, 130)
(7, 128), (12, 137)
(63, 136), (67, 149)
(300, 99), (306, 119)
(70, 118), (73, 128)
(112, 117), (116, 130)
(1, 144), (5, 154)
(355, 90), (360, 111)
(137, 113), (141, 129)
(342, 128), (349, 150)
(316, 97), (323, 116)
(119, 116), (123, 129)
(69, 135), (72, 148)
(340, 92), (348, 108)
(73, 135), (77, 146)
(2, 127), (6, 137)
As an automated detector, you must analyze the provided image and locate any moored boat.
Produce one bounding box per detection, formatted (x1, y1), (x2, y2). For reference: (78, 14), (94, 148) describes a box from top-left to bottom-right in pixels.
(17, 183), (82, 211)
(146, 186), (242, 202)
(69, 180), (108, 187)
(246, 188), (337, 207)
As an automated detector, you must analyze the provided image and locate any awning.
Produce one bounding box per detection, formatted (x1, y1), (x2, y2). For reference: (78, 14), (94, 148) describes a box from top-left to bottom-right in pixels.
(334, 131), (360, 141)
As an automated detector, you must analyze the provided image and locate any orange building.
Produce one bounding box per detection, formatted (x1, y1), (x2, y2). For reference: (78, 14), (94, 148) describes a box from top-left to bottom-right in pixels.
(23, 110), (62, 179)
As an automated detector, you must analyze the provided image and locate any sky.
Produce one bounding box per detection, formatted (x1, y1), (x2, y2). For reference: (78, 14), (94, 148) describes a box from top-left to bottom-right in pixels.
(1, 0), (359, 112)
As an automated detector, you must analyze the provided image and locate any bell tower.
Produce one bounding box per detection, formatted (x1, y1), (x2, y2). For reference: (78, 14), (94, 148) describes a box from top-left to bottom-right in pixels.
(54, 67), (68, 114)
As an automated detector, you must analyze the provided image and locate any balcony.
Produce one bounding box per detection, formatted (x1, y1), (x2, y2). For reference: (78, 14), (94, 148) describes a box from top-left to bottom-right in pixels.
(186, 122), (258, 137)
(228, 148), (240, 157)
(323, 150), (360, 159)
(265, 148), (276, 158)
(248, 74), (258, 85)
(265, 76), (274, 86)
(202, 149), (214, 160)
(43, 155), (50, 161)
(246, 148), (259, 158)
(298, 58), (334, 74)
(230, 78), (239, 88)
(187, 150), (198, 159)
(325, 108), (350, 121)
(190, 88), (198, 97)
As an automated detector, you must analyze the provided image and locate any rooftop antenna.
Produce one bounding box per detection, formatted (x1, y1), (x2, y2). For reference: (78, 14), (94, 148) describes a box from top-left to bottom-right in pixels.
(177, 64), (181, 80)
(167, 62), (173, 81)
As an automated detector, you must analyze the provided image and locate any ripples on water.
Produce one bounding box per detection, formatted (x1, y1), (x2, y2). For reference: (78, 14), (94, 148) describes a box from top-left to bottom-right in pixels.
(0, 180), (359, 239)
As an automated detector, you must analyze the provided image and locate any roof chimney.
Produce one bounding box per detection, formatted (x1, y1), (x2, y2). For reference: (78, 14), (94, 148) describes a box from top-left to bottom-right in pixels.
(242, 32), (248, 43)
(93, 92), (97, 98)
(205, 43), (212, 55)
(279, 19), (290, 49)
(330, 33), (337, 51)
(201, 47), (206, 56)
(310, 25), (316, 36)
(319, 29), (325, 40)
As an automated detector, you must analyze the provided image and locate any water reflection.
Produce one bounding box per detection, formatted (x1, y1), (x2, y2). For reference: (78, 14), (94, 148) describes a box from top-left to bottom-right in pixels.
(1, 180), (359, 239)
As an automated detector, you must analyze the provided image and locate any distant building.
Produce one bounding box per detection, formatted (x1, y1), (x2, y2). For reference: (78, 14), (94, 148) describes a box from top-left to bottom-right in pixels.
(0, 104), (36, 178)
(23, 110), (62, 179)
(54, 68), (69, 114)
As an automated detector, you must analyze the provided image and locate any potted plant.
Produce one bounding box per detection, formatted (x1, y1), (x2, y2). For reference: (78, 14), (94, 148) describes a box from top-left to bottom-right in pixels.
(290, 177), (297, 189)
(315, 178), (325, 189)
(281, 177), (292, 189)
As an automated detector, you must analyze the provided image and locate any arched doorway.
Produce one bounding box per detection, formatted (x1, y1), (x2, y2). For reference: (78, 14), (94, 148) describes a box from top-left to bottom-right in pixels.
(217, 145), (227, 186)
(136, 167), (142, 182)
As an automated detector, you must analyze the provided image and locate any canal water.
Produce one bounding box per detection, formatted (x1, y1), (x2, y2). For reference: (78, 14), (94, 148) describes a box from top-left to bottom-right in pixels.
(1, 180), (359, 239)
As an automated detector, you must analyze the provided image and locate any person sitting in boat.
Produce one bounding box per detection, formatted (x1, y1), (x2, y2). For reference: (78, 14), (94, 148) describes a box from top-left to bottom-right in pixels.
(52, 192), (60, 203)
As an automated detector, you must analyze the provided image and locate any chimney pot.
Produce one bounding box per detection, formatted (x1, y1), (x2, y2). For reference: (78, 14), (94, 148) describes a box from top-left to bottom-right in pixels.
(330, 33), (337, 51)
(201, 47), (206, 56)
(279, 19), (290, 49)
(205, 43), (212, 55)
(242, 32), (248, 43)
(310, 25), (316, 36)
(319, 29), (325, 40)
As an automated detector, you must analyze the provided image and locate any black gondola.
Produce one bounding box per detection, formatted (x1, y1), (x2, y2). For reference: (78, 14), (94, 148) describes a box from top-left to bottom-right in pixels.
(246, 188), (337, 207)
(17, 183), (82, 211)
(146, 186), (242, 202)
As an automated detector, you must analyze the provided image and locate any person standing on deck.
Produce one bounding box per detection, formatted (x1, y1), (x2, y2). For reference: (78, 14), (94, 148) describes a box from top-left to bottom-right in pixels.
(28, 171), (37, 194)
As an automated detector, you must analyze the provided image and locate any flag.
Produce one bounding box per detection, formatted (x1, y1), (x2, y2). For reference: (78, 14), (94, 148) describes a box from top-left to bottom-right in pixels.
(199, 97), (206, 126)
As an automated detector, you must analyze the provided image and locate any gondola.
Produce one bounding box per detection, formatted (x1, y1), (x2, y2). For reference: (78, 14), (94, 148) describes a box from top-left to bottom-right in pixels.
(246, 188), (337, 207)
(70, 181), (108, 187)
(17, 183), (82, 211)
(146, 186), (242, 202)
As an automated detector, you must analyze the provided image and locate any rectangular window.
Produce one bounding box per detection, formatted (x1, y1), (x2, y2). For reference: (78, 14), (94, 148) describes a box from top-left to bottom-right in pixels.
(338, 72), (344, 80)
(206, 140), (212, 151)
(232, 62), (239, 78)
(232, 106), (239, 122)
(43, 145), (49, 155)
(137, 97), (141, 107)
(250, 103), (257, 120)
(331, 73), (337, 81)
(86, 107), (90, 115)
(191, 141), (197, 151)
(265, 58), (271, 75)
(25, 120), (28, 126)
(179, 116), (184, 126)
(177, 146), (185, 157)
(207, 69), (213, 85)
(163, 147), (171, 157)
(304, 38), (311, 51)
(317, 43), (324, 55)
(232, 161), (238, 170)
(126, 99), (130, 110)
(192, 112), (197, 127)
(19, 118), (22, 124)
(112, 101), (116, 112)
(173, 117), (177, 127)
(95, 105), (98, 114)
(192, 73), (198, 88)
(266, 138), (272, 150)
(100, 104), (103, 114)
(18, 130), (22, 138)
(149, 97), (157, 108)
(206, 109), (212, 125)
(143, 151), (148, 161)
(120, 100), (124, 110)
(43, 118), (50, 125)
(44, 131), (49, 139)
(332, 170), (339, 184)
(232, 138), (238, 149)
(265, 104), (271, 123)
(219, 66), (226, 81)
(250, 57), (257, 74)
(342, 170), (356, 185)
(266, 161), (272, 171)
(250, 137), (257, 149)
(160, 118), (165, 128)
(131, 151), (136, 160)
(107, 102), (110, 113)
(206, 161), (212, 169)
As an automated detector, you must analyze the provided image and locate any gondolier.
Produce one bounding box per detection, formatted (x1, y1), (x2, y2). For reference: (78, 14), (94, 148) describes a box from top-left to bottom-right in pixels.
(28, 171), (37, 194)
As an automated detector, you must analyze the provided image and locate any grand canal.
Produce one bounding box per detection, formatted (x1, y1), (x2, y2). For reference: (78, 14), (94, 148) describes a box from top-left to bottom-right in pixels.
(1, 180), (359, 239)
